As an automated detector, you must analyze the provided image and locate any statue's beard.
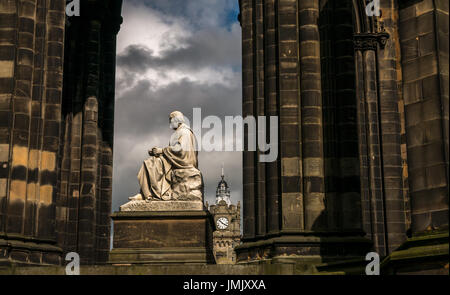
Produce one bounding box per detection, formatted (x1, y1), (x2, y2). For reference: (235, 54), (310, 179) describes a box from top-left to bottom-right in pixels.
(170, 121), (179, 129)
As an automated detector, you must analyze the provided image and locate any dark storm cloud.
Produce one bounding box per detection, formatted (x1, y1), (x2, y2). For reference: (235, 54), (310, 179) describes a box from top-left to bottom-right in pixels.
(127, 0), (238, 28)
(116, 45), (155, 73)
(115, 78), (241, 137)
(116, 26), (241, 73)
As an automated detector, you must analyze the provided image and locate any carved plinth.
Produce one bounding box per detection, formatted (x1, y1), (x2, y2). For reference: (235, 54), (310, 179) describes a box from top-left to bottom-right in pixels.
(119, 200), (204, 211)
(172, 168), (203, 201)
(109, 210), (215, 265)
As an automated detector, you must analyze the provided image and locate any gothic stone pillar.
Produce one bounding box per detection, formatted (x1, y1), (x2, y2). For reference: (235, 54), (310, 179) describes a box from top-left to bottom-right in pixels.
(381, 0), (449, 275)
(235, 0), (371, 270)
(0, 0), (65, 265)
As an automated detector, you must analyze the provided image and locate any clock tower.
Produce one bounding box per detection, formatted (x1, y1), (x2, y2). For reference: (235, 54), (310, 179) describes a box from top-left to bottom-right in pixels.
(207, 168), (241, 264)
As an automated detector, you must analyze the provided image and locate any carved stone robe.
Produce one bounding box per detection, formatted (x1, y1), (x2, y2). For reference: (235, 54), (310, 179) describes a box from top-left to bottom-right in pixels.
(137, 123), (199, 200)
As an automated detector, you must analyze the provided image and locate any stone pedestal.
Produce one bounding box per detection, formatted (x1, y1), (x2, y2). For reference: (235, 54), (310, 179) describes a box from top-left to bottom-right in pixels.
(109, 201), (215, 265)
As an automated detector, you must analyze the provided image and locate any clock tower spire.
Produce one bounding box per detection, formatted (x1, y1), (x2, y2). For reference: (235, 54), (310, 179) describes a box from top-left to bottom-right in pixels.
(216, 165), (231, 205)
(208, 164), (241, 264)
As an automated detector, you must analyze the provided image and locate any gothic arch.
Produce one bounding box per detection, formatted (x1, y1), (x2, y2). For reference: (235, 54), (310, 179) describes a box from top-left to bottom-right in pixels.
(353, 0), (369, 33)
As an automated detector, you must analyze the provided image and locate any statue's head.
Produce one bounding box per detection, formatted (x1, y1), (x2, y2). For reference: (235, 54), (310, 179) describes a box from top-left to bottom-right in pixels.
(169, 111), (185, 130)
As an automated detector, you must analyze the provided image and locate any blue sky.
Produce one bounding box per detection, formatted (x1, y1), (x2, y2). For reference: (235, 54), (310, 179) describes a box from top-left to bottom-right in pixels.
(224, 1), (240, 29)
(112, 0), (243, 213)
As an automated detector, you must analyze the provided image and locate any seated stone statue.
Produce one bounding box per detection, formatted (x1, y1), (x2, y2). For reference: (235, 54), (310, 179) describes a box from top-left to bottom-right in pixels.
(128, 111), (203, 202)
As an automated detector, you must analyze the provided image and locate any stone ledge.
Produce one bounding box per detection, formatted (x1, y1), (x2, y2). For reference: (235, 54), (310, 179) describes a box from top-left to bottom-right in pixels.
(0, 263), (297, 275)
(235, 235), (373, 266)
(0, 237), (62, 253)
(380, 230), (449, 274)
(109, 247), (213, 265)
(119, 200), (204, 212)
(111, 210), (212, 220)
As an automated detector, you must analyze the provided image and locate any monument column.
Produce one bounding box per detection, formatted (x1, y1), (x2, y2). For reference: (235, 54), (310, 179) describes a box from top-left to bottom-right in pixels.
(56, 0), (123, 265)
(0, 0), (123, 266)
(381, 0), (449, 274)
(0, 0), (65, 265)
(254, 0), (267, 239)
(236, 0), (372, 268)
(298, 0), (326, 231)
(241, 0), (256, 242)
(278, 0), (303, 232)
(264, 0), (280, 236)
(353, 2), (410, 256)
(354, 33), (389, 255)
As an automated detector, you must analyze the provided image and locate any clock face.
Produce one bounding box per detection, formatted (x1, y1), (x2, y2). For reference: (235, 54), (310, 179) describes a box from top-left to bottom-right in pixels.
(216, 217), (229, 230)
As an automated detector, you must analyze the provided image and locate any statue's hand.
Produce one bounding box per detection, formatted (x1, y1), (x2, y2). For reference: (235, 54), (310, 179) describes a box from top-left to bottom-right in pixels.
(150, 147), (162, 156)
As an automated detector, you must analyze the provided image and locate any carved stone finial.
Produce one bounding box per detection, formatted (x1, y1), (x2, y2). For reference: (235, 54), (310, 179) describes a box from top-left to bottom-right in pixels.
(354, 32), (390, 51)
